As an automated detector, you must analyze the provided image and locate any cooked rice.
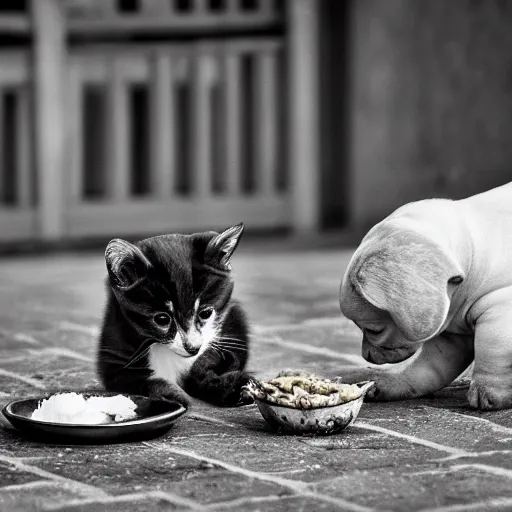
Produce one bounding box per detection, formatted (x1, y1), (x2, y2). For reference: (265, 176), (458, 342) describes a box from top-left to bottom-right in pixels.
(31, 392), (137, 424)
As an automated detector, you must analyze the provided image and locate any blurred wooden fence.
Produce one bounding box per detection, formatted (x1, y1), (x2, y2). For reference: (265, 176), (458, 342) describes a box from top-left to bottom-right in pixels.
(0, 0), (319, 242)
(0, 51), (34, 240)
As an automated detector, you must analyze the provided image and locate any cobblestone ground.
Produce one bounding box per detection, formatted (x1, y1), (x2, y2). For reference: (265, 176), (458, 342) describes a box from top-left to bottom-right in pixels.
(0, 246), (511, 512)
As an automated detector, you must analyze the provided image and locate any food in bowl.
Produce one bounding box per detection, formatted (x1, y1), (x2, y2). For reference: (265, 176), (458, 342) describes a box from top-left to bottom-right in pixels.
(243, 371), (374, 435)
(244, 371), (365, 409)
(31, 392), (138, 425)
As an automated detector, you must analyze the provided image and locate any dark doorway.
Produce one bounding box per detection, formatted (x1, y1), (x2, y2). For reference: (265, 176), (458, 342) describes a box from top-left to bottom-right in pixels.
(319, 0), (351, 229)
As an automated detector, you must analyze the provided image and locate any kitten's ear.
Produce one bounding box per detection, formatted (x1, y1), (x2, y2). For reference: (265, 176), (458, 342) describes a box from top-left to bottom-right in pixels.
(205, 223), (244, 271)
(105, 239), (151, 289)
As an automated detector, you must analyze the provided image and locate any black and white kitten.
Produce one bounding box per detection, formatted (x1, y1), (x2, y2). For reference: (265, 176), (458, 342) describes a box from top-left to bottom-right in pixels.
(97, 224), (251, 408)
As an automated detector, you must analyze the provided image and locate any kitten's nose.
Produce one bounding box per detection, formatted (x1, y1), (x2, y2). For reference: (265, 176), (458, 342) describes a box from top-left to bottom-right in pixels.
(187, 346), (199, 356)
(182, 336), (200, 356)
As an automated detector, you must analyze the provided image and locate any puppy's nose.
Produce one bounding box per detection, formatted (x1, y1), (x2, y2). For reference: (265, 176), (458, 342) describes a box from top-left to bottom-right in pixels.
(363, 345), (375, 363)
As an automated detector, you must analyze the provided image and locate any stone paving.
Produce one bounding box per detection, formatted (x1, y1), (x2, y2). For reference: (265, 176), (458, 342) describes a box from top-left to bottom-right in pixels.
(0, 246), (512, 511)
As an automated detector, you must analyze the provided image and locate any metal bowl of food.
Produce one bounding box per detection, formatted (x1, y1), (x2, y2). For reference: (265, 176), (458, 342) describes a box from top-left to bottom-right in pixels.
(244, 372), (374, 436)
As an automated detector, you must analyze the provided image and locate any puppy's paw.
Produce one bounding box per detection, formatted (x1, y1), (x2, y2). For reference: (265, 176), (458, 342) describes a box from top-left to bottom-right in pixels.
(467, 379), (512, 410)
(333, 368), (380, 401)
(333, 368), (417, 402)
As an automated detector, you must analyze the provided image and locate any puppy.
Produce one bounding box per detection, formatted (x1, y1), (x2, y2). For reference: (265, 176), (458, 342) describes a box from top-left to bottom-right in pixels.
(337, 182), (512, 410)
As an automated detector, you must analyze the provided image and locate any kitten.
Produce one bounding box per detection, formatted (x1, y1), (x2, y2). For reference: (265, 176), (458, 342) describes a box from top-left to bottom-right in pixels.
(97, 224), (252, 408)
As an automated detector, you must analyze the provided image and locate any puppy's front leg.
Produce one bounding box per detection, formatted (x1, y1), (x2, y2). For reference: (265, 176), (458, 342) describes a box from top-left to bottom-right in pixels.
(335, 332), (474, 401)
(468, 299), (512, 410)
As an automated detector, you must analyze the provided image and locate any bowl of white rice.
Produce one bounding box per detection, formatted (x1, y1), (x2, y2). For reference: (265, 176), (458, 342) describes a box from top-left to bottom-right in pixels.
(30, 392), (139, 424)
(2, 391), (187, 444)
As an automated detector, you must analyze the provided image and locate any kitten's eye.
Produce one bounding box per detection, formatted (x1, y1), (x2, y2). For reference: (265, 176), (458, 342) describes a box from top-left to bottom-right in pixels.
(198, 307), (213, 321)
(365, 327), (384, 336)
(153, 313), (171, 327)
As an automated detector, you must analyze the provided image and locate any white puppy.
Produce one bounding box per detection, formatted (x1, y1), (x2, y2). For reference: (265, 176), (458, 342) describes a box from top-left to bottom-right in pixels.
(337, 182), (512, 410)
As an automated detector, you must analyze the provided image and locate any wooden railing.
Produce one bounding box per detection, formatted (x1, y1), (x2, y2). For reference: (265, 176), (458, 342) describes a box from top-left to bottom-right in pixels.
(0, 0), (283, 34)
(66, 0), (283, 33)
(0, 0), (320, 242)
(0, 51), (36, 241)
(66, 39), (288, 236)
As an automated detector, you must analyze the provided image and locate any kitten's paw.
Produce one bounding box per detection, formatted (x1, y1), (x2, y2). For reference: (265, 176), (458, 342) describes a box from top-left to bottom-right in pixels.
(147, 378), (191, 408)
(163, 390), (191, 409)
(237, 390), (255, 407)
(218, 371), (253, 407)
(467, 378), (512, 410)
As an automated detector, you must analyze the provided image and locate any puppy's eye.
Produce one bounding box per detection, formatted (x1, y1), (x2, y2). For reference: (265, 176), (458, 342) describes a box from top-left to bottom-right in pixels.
(153, 313), (171, 327)
(198, 307), (213, 321)
(365, 327), (384, 336)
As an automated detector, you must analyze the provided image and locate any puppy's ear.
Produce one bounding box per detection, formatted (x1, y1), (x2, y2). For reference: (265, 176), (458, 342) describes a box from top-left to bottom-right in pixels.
(105, 239), (151, 289)
(353, 231), (464, 342)
(205, 223), (244, 271)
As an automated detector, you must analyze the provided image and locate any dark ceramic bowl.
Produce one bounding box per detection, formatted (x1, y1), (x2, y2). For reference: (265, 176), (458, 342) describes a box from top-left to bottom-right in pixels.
(2, 391), (187, 445)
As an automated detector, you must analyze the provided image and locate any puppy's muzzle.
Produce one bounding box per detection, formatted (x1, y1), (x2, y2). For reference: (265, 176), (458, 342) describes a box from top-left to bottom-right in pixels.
(363, 340), (419, 365)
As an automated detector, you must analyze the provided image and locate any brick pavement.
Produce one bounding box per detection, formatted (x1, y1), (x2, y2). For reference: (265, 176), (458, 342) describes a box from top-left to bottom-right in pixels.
(0, 247), (511, 511)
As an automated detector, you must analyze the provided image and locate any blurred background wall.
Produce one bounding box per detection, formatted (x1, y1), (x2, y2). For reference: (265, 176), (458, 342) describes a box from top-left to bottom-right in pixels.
(343, 0), (512, 231)
(0, 0), (512, 247)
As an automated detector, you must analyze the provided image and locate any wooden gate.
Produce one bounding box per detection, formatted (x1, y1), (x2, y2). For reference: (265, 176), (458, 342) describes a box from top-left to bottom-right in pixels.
(0, 51), (36, 241)
(66, 39), (287, 237)
(0, 0), (320, 242)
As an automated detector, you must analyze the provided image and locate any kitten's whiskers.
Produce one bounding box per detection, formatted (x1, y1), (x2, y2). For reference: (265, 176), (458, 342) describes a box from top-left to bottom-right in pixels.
(214, 336), (248, 351)
(213, 341), (247, 349)
(98, 347), (130, 363)
(209, 345), (226, 360)
(216, 335), (246, 344)
(211, 340), (248, 353)
(98, 347), (150, 370)
(123, 338), (156, 369)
